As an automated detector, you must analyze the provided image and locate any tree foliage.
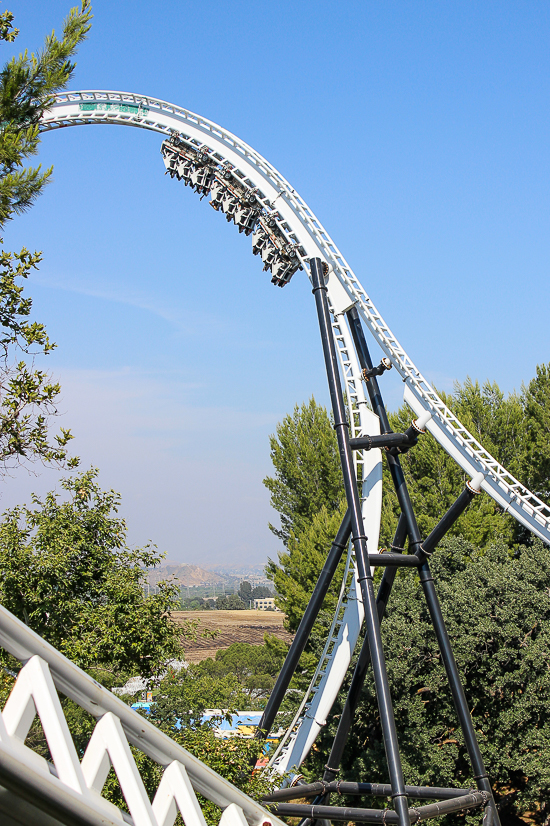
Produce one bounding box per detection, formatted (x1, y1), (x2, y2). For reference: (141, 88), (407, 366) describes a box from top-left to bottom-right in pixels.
(131, 639), (288, 825)
(180, 595), (214, 610)
(238, 580), (272, 603)
(192, 638), (287, 703)
(0, 2), (92, 223)
(0, 469), (181, 680)
(380, 379), (523, 548)
(0, 9), (18, 44)
(522, 363), (550, 501)
(267, 371), (550, 625)
(380, 374), (550, 548)
(0, 3), (91, 476)
(265, 368), (550, 821)
(215, 593), (246, 610)
(266, 501), (347, 634)
(139, 713), (274, 826)
(309, 536), (550, 822)
(263, 397), (344, 545)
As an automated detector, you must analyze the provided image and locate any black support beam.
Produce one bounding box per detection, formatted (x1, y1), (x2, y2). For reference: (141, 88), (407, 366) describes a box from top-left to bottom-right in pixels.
(255, 509), (352, 739)
(311, 258), (410, 826)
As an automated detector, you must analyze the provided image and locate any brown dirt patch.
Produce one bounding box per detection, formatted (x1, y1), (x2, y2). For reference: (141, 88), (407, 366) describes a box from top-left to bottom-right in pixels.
(172, 609), (293, 663)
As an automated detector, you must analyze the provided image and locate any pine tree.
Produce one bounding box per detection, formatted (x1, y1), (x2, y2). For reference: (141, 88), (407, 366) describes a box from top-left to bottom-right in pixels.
(522, 363), (550, 501)
(263, 396), (344, 545)
(0, 3), (91, 475)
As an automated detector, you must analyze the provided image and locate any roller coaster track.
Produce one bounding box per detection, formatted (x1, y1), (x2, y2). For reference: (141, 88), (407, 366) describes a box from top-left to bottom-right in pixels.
(15, 90), (545, 808)
(266, 547), (364, 776)
(40, 90), (550, 545)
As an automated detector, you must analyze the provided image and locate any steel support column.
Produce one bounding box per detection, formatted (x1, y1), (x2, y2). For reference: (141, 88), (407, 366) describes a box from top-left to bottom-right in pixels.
(255, 509), (352, 740)
(322, 514), (408, 785)
(342, 305), (499, 825)
(310, 257), (410, 826)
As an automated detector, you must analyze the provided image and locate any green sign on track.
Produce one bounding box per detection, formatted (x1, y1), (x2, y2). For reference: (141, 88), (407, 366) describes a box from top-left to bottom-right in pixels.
(79, 102), (149, 116)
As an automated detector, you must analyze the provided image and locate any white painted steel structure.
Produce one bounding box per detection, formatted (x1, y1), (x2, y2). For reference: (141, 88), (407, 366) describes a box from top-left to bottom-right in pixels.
(267, 549), (364, 776)
(39, 90), (550, 544)
(28, 89), (550, 793)
(0, 606), (283, 826)
(39, 90), (386, 784)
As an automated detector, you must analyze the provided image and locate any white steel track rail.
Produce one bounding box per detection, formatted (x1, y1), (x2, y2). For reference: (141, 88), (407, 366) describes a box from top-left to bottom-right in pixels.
(267, 544), (364, 777)
(0, 606), (283, 826)
(34, 90), (550, 787)
(39, 91), (386, 781)
(40, 90), (550, 545)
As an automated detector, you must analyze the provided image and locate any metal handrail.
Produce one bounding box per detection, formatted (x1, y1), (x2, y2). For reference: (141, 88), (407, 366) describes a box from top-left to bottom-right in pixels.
(0, 605), (284, 826)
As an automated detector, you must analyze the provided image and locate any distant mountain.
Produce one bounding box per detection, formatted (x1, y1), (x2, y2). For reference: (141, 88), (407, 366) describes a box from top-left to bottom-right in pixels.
(147, 563), (225, 587)
(204, 563), (267, 576)
(202, 563), (270, 584)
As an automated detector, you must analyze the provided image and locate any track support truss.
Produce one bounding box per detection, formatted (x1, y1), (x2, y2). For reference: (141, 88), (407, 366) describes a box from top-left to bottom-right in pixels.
(258, 258), (501, 826)
(36, 92), (538, 826)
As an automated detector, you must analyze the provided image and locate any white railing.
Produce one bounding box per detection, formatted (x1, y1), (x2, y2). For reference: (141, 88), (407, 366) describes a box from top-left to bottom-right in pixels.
(0, 605), (283, 826)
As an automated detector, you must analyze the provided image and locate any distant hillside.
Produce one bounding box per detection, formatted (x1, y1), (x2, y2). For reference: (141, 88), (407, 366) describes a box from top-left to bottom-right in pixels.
(147, 563), (225, 587)
(202, 563), (271, 587)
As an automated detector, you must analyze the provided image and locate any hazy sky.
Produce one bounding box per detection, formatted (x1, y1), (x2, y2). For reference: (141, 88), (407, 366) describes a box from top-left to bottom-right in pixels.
(1, 1), (549, 565)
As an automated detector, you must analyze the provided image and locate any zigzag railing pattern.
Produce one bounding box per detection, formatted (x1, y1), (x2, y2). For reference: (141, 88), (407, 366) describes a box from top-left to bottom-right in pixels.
(0, 605), (282, 826)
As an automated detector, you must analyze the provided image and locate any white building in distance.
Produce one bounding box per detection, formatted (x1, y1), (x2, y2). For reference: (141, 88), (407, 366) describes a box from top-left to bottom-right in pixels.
(253, 597), (277, 611)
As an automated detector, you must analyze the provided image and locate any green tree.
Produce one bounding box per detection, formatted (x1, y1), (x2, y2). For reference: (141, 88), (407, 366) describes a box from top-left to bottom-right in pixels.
(0, 468), (181, 681)
(238, 580), (253, 603)
(144, 692), (275, 826)
(251, 584), (272, 599)
(180, 596), (212, 610)
(0, 2), (92, 223)
(382, 375), (550, 548)
(0, 9), (18, 43)
(129, 641), (288, 825)
(266, 500), (347, 634)
(238, 582), (272, 603)
(522, 363), (550, 501)
(263, 396), (344, 545)
(0, 468), (189, 813)
(216, 593), (246, 610)
(0, 3), (92, 475)
(266, 374), (550, 596)
(309, 536), (550, 823)
(194, 638), (288, 703)
(380, 379), (524, 549)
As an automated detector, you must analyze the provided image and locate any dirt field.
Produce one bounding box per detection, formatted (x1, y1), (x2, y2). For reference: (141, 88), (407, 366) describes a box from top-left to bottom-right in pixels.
(172, 610), (293, 663)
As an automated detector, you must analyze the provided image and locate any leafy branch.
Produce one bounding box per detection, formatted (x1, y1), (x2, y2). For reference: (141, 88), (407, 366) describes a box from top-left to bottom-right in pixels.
(0, 3), (93, 476)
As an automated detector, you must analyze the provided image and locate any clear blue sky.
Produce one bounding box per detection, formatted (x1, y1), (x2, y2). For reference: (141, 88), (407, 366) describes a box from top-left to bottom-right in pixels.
(2, 1), (549, 565)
